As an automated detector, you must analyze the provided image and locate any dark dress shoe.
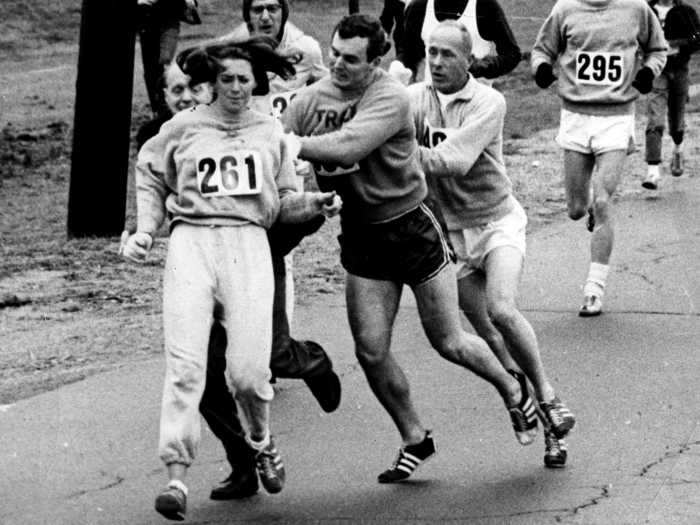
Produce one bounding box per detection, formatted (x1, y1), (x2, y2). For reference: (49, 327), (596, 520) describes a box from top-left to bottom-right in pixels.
(304, 368), (341, 413)
(210, 469), (259, 500)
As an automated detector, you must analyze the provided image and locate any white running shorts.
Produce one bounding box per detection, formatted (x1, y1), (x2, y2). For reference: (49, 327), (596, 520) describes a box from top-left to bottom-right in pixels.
(449, 198), (527, 280)
(556, 109), (636, 155)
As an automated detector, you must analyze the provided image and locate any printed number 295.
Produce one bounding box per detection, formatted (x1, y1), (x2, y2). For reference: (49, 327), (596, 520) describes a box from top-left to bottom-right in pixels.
(576, 52), (623, 86)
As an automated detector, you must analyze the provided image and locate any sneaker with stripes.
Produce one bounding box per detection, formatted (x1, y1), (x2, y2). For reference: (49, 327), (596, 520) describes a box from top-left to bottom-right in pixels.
(540, 396), (575, 439)
(377, 431), (436, 483)
(154, 480), (187, 521)
(508, 371), (538, 445)
(254, 439), (285, 494)
(544, 428), (568, 468)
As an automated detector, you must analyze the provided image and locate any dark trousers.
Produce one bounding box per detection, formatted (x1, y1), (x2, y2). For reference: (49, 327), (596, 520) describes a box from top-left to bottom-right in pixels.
(139, 14), (180, 117)
(645, 61), (690, 164)
(198, 218), (328, 471)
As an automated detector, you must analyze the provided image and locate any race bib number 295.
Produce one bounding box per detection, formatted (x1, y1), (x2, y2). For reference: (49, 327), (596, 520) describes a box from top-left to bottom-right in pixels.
(196, 151), (262, 197)
(575, 52), (624, 87)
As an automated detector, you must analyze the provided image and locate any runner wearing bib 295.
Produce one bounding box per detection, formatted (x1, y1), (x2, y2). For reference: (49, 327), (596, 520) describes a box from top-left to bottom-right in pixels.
(531, 0), (667, 317)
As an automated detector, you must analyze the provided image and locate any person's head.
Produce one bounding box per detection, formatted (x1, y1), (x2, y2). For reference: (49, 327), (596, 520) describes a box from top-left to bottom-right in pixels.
(243, 0), (289, 41)
(161, 63), (196, 114)
(161, 62), (214, 115)
(161, 63), (214, 114)
(427, 21), (473, 94)
(329, 14), (390, 89)
(177, 36), (296, 115)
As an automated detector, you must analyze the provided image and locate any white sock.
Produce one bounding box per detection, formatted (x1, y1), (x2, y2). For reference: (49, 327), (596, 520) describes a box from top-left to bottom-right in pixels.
(583, 262), (609, 297)
(674, 142), (683, 153)
(246, 432), (271, 452)
(167, 479), (188, 496)
(647, 164), (660, 177)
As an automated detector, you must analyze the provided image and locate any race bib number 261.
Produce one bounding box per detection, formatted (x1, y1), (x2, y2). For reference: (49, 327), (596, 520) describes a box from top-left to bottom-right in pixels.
(575, 52), (624, 87)
(196, 151), (262, 197)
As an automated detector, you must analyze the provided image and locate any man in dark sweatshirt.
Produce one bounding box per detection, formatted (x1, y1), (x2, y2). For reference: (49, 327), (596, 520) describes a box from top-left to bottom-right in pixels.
(642, 0), (700, 189)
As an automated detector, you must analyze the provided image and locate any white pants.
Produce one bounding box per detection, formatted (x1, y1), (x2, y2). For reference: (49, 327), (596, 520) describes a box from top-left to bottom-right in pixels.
(159, 223), (274, 466)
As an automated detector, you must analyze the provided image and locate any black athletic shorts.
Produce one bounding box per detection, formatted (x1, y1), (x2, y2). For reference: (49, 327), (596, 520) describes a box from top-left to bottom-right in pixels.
(338, 201), (454, 287)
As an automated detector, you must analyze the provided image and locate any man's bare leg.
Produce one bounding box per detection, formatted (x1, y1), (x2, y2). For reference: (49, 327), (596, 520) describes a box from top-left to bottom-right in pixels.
(346, 273), (426, 446)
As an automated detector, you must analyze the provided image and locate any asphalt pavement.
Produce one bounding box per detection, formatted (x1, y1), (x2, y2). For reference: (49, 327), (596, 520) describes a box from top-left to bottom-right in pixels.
(2, 174), (699, 525)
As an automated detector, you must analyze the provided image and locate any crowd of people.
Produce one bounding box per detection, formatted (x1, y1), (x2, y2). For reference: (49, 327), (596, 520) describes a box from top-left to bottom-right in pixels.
(122, 0), (698, 520)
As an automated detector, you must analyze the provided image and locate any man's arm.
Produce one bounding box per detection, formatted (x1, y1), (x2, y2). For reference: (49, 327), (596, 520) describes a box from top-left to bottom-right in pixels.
(298, 86), (409, 166)
(397, 0), (428, 75)
(470, 0), (521, 79)
(639, 3), (668, 76)
(419, 92), (505, 178)
(670, 5), (700, 54)
(530, 6), (562, 74)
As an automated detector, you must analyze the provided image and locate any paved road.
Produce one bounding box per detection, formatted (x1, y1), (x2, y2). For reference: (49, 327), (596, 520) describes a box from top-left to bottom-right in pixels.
(2, 175), (699, 524)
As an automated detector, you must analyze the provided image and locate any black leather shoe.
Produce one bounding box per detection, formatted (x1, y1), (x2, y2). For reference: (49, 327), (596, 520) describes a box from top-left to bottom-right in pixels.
(209, 469), (259, 500)
(304, 368), (342, 413)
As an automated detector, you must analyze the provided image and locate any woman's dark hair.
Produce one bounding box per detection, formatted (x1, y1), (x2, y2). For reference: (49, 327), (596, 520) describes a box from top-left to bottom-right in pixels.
(176, 35), (296, 96)
(332, 14), (391, 62)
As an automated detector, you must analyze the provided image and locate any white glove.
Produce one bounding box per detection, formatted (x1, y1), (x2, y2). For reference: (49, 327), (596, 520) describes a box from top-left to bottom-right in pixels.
(120, 231), (153, 263)
(294, 159), (312, 178)
(388, 60), (412, 86)
(284, 132), (302, 159)
(317, 191), (343, 218)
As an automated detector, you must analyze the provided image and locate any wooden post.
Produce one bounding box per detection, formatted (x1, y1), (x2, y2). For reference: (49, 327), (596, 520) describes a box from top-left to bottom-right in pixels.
(67, 0), (137, 238)
(349, 0), (359, 13)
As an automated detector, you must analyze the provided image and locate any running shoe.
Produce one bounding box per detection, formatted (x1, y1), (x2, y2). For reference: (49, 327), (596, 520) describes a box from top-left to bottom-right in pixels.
(540, 397), (576, 439)
(255, 439), (285, 494)
(305, 367), (342, 412)
(210, 468), (259, 500)
(508, 371), (538, 445)
(544, 429), (568, 468)
(579, 294), (602, 317)
(671, 151), (684, 177)
(642, 170), (660, 190)
(155, 481), (187, 521)
(377, 430), (436, 483)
